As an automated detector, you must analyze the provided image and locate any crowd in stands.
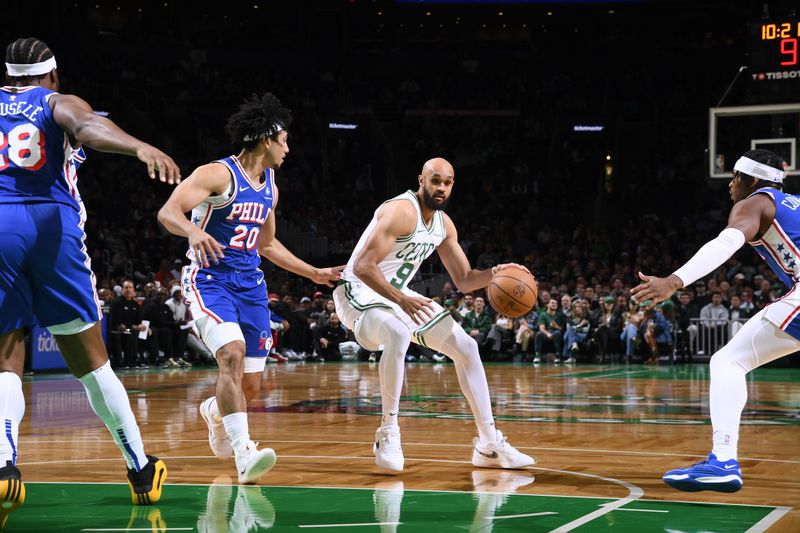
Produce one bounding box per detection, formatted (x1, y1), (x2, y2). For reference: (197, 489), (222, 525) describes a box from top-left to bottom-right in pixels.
(21, 2), (797, 369)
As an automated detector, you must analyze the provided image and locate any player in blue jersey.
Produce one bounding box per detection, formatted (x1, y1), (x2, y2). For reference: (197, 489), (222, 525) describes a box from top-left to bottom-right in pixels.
(157, 93), (343, 484)
(0, 37), (179, 527)
(632, 149), (800, 493)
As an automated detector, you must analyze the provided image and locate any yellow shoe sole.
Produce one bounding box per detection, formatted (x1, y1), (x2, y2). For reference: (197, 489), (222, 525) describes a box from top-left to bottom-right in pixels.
(0, 476), (25, 529)
(129, 459), (167, 505)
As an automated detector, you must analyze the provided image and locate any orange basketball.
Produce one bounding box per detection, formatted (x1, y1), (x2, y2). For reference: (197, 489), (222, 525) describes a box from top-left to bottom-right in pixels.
(487, 266), (538, 318)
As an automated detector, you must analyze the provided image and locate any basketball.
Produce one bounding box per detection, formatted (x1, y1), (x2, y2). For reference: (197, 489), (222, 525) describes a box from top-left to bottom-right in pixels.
(487, 266), (538, 318)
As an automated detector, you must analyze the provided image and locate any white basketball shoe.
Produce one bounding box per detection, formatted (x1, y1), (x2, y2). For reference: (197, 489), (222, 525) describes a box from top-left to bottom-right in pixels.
(235, 441), (277, 485)
(199, 397), (234, 459)
(373, 425), (405, 472)
(472, 430), (536, 469)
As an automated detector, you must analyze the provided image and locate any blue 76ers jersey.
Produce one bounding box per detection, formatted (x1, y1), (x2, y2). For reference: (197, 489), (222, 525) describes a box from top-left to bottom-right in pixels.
(187, 155), (275, 272)
(748, 187), (800, 288)
(0, 86), (77, 210)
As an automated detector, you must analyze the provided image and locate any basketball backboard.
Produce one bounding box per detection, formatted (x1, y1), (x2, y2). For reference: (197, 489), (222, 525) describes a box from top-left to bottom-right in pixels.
(708, 103), (800, 179)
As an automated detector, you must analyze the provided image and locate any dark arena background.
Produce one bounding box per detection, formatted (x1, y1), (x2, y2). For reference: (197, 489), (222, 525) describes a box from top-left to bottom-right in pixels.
(3, 0), (800, 531)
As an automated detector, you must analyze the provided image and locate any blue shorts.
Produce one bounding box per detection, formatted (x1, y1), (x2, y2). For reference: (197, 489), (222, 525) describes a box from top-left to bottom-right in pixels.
(183, 266), (272, 357)
(0, 203), (101, 334)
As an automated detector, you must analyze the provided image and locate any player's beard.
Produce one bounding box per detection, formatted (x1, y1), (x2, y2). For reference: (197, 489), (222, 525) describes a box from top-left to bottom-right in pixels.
(422, 187), (450, 211)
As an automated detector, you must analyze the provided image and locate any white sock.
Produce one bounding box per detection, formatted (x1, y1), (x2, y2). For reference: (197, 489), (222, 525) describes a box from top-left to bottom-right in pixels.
(425, 321), (497, 443)
(79, 361), (148, 470)
(222, 412), (250, 455)
(0, 372), (24, 465)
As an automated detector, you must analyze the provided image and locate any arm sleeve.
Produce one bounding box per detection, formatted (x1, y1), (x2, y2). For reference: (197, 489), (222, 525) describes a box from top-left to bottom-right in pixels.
(672, 228), (746, 287)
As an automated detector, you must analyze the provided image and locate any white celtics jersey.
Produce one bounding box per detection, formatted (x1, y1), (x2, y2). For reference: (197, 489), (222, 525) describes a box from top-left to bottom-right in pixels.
(343, 190), (446, 290)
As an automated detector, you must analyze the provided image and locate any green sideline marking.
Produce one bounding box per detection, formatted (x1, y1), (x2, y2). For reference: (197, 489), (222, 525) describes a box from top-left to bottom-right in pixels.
(6, 482), (783, 532)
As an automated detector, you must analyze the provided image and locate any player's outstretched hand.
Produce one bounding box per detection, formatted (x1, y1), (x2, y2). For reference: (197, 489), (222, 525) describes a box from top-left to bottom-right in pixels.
(312, 265), (346, 287)
(188, 228), (226, 268)
(630, 272), (683, 308)
(399, 295), (437, 326)
(137, 144), (182, 184)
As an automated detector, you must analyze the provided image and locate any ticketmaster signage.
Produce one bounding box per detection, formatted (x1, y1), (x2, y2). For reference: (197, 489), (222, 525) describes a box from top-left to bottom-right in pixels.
(31, 326), (68, 371)
(31, 319), (108, 371)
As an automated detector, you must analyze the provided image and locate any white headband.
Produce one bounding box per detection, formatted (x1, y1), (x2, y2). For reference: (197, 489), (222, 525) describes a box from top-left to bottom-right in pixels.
(243, 122), (285, 142)
(5, 57), (57, 77)
(733, 156), (785, 184)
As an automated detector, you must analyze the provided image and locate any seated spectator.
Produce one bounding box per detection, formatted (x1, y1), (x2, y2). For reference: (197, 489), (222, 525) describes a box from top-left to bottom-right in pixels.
(728, 294), (751, 337)
(675, 291), (700, 360)
(462, 296), (493, 352)
(512, 308), (538, 358)
(590, 296), (623, 362)
(753, 278), (776, 309)
(699, 291), (728, 354)
(620, 304), (645, 363)
(534, 298), (565, 363)
(559, 294), (573, 320)
(141, 286), (178, 366)
(318, 312), (349, 361)
(642, 303), (673, 364)
(309, 291), (327, 322)
(441, 281), (456, 302)
(444, 298), (463, 325)
(563, 300), (591, 363)
(458, 293), (475, 317)
(310, 298), (337, 359)
(164, 285), (192, 367)
(109, 279), (148, 369)
(486, 314), (516, 359)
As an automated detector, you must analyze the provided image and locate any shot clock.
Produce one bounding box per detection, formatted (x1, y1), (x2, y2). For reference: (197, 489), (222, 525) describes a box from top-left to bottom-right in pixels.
(749, 18), (800, 79)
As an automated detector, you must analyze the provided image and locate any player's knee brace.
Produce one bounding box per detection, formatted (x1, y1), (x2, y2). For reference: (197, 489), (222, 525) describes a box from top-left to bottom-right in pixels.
(196, 316), (245, 356)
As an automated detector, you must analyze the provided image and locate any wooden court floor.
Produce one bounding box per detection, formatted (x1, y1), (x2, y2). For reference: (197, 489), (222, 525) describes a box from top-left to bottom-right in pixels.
(9, 362), (800, 531)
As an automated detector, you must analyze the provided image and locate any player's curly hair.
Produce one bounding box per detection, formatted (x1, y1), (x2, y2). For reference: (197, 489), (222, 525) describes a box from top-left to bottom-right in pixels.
(738, 149), (785, 191)
(225, 92), (293, 149)
(4, 37), (54, 84)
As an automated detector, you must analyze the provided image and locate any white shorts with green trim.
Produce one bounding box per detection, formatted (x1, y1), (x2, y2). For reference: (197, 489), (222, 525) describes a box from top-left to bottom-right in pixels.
(333, 281), (452, 351)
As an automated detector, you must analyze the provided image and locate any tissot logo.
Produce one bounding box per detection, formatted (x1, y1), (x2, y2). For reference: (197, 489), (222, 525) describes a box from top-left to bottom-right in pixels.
(752, 70), (800, 80)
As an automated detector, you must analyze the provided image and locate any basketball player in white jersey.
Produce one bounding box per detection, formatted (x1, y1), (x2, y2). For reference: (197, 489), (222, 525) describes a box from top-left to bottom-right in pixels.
(334, 157), (534, 472)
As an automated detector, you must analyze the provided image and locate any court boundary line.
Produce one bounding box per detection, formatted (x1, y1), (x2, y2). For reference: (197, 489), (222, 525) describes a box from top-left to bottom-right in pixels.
(22, 439), (800, 465)
(746, 506), (792, 532)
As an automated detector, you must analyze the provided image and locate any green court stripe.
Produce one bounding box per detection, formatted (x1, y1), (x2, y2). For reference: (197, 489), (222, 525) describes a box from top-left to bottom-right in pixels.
(11, 482), (779, 533)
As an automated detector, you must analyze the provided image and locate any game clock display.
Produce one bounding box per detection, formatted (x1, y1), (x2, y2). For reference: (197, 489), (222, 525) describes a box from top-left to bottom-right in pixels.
(750, 19), (800, 72)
